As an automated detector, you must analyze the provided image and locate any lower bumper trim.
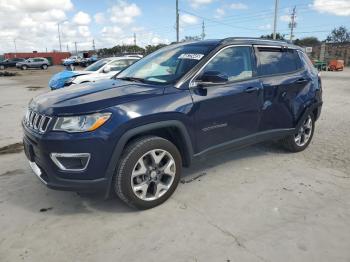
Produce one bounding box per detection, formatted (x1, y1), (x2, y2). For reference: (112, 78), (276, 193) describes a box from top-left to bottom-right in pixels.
(29, 161), (47, 185)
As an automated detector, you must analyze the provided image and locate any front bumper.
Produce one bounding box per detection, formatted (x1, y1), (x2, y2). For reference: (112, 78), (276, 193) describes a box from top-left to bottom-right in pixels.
(27, 160), (108, 192)
(23, 123), (116, 193)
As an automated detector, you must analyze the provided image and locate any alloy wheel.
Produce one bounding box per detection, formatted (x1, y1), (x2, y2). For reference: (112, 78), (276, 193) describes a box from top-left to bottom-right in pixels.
(294, 115), (313, 147)
(131, 149), (176, 201)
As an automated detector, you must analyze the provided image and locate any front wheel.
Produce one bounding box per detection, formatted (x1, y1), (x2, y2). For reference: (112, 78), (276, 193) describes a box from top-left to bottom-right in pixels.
(281, 113), (315, 152)
(0, 65), (5, 70)
(114, 136), (182, 209)
(21, 65), (27, 70)
(41, 64), (48, 70)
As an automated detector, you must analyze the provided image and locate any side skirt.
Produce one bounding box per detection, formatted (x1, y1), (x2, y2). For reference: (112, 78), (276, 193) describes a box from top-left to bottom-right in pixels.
(193, 128), (295, 158)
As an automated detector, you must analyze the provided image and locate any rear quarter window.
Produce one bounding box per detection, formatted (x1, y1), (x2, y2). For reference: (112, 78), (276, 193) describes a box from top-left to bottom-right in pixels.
(298, 50), (317, 72)
(258, 47), (302, 76)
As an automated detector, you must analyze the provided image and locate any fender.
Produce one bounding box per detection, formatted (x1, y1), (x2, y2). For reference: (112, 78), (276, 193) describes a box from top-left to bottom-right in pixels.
(295, 101), (323, 132)
(103, 120), (194, 198)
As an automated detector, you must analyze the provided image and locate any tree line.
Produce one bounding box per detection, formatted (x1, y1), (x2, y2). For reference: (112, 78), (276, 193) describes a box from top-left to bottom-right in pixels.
(97, 26), (350, 57)
(97, 44), (168, 57)
(260, 26), (350, 46)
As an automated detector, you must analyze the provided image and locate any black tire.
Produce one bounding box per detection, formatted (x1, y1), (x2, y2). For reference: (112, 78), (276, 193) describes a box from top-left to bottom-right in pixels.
(114, 136), (182, 209)
(21, 65), (27, 70)
(41, 64), (48, 70)
(281, 113), (315, 152)
(0, 65), (5, 70)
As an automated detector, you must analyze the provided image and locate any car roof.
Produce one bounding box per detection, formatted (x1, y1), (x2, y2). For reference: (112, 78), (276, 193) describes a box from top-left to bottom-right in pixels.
(107, 56), (140, 61)
(175, 37), (302, 50)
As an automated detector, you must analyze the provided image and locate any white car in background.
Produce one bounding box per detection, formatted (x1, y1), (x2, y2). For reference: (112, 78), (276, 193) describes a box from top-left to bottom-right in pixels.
(49, 56), (141, 90)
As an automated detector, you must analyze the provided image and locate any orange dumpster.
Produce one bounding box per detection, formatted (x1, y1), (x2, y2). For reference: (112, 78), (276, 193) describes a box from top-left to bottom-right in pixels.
(328, 60), (344, 71)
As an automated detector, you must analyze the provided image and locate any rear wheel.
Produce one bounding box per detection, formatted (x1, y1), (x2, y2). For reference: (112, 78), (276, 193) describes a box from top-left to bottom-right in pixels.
(114, 136), (182, 209)
(281, 113), (315, 152)
(41, 64), (48, 70)
(0, 65), (5, 70)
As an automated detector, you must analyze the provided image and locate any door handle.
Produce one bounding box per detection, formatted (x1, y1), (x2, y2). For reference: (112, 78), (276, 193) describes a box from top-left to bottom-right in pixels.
(295, 78), (308, 84)
(245, 86), (259, 93)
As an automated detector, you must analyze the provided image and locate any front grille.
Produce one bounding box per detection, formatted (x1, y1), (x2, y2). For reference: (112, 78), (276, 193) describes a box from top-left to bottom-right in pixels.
(24, 109), (52, 133)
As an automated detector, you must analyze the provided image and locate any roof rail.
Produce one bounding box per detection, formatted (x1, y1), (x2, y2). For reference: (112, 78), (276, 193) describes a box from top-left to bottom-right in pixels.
(220, 37), (290, 45)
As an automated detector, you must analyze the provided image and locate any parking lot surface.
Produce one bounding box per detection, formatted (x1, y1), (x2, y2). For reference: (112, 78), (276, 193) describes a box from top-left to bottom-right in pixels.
(0, 66), (349, 262)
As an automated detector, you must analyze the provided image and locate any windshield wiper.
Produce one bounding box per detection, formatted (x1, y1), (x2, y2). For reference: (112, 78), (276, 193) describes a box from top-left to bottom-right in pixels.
(117, 76), (146, 83)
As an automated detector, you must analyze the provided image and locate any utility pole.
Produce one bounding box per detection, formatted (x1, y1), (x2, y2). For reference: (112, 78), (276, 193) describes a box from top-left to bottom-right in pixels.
(133, 33), (136, 46)
(272, 0), (279, 40)
(176, 0), (179, 42)
(74, 41), (78, 56)
(13, 39), (17, 57)
(57, 23), (62, 51)
(201, 20), (206, 40)
(92, 39), (96, 51)
(66, 44), (69, 52)
(289, 6), (297, 42)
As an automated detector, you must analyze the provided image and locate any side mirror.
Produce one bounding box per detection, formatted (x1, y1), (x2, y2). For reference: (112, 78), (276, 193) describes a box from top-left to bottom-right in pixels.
(194, 71), (228, 86)
(103, 65), (111, 73)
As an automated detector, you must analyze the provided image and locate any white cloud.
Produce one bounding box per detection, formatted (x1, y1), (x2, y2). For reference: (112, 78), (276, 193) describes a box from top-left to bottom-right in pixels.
(258, 24), (272, 30)
(1, 0), (73, 12)
(215, 2), (248, 18)
(311, 0), (350, 16)
(215, 8), (226, 18)
(73, 11), (91, 25)
(280, 14), (291, 22)
(180, 14), (199, 25)
(229, 3), (248, 10)
(109, 0), (141, 25)
(0, 0), (76, 53)
(94, 12), (106, 24)
(189, 0), (214, 8)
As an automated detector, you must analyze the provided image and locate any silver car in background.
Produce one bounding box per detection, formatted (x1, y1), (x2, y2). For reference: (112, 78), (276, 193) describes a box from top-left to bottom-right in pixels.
(16, 57), (50, 70)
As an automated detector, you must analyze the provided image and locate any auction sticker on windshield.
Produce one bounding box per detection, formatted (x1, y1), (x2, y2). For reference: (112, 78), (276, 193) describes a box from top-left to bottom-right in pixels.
(178, 54), (204, 60)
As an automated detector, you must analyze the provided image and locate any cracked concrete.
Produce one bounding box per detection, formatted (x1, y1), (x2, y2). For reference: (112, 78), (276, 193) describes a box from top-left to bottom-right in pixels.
(0, 67), (350, 261)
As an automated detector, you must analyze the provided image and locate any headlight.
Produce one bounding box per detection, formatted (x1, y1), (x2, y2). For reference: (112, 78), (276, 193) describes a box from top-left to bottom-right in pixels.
(53, 112), (111, 132)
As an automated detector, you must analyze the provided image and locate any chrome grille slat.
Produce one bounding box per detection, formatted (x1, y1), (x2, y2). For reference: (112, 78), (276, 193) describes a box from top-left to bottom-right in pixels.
(24, 109), (52, 133)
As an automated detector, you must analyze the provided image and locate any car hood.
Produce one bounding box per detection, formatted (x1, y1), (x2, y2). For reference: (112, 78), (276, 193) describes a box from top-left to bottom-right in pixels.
(30, 79), (164, 115)
(49, 70), (93, 89)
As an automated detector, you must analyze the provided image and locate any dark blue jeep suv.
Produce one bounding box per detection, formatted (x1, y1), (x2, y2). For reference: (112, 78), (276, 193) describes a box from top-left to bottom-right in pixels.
(23, 38), (322, 209)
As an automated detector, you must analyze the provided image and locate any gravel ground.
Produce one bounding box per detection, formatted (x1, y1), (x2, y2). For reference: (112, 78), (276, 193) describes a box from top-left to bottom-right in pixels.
(0, 66), (349, 262)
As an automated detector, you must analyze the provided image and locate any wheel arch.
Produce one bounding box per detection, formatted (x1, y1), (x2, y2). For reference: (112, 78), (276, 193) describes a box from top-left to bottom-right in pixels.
(103, 120), (194, 198)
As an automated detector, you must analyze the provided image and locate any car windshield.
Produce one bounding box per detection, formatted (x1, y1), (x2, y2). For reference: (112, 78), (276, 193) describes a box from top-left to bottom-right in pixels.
(117, 44), (215, 85)
(85, 58), (111, 72)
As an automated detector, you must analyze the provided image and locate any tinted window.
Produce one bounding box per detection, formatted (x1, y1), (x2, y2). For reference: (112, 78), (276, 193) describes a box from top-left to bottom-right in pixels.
(298, 50), (316, 72)
(201, 46), (253, 82)
(258, 48), (301, 76)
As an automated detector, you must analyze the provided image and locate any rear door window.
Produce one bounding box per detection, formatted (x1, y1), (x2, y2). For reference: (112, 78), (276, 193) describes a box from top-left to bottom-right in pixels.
(257, 47), (301, 76)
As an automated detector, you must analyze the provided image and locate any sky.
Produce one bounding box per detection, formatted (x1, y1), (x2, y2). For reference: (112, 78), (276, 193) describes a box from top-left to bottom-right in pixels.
(0, 0), (349, 54)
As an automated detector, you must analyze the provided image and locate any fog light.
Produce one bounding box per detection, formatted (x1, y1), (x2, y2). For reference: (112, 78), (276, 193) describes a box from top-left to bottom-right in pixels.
(50, 153), (90, 171)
